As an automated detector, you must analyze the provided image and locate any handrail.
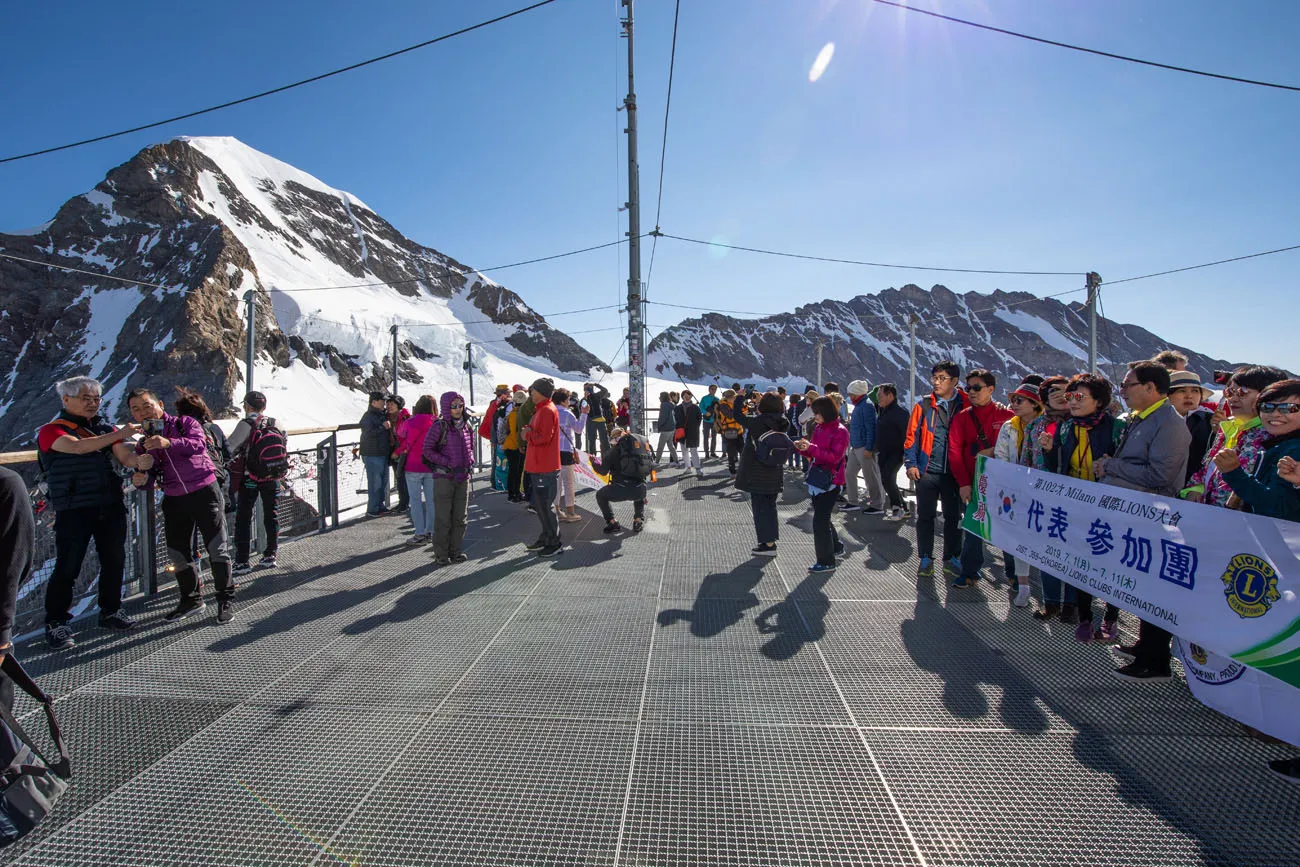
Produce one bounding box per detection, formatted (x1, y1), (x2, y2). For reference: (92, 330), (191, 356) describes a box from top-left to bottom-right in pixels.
(0, 421), (365, 466)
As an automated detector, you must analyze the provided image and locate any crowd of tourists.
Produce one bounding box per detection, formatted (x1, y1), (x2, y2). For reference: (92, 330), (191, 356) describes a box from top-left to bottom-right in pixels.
(2, 347), (1299, 784)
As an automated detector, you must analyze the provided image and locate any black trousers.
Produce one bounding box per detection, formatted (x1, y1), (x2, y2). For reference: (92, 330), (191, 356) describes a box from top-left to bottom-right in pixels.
(878, 451), (905, 510)
(530, 471), (560, 546)
(234, 480), (279, 563)
(47, 502), (127, 624)
(597, 482), (646, 521)
(392, 456), (409, 510)
(161, 482), (233, 604)
(750, 491), (779, 544)
(724, 437), (742, 473)
(505, 449), (524, 500)
(1134, 620), (1172, 672)
(811, 487), (842, 566)
(915, 470), (963, 561)
(1075, 591), (1120, 625)
(703, 422), (717, 456)
(585, 420), (609, 457)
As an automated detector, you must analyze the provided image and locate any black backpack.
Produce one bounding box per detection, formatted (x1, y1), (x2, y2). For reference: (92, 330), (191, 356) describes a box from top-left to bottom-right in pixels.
(203, 423), (230, 488)
(618, 434), (655, 481)
(244, 417), (288, 480)
(0, 656), (70, 848)
(755, 429), (795, 467)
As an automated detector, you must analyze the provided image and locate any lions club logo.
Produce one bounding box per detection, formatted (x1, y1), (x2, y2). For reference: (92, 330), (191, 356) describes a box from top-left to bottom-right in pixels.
(1189, 643), (1209, 666)
(1221, 554), (1281, 619)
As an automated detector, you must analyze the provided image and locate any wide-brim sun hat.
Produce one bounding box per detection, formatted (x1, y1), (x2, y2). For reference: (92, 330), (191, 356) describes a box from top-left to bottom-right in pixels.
(1169, 370), (1214, 401)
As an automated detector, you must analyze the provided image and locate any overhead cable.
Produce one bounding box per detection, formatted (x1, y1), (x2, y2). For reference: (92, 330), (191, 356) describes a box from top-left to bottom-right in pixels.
(644, 0), (682, 287)
(1103, 242), (1300, 285)
(0, 0), (562, 164)
(868, 0), (1300, 94)
(660, 233), (1083, 276)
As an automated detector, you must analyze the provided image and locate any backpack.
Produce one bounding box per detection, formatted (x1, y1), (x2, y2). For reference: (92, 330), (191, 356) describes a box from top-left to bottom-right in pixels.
(618, 434), (656, 481)
(716, 405), (743, 441)
(244, 417), (288, 480)
(203, 424), (230, 488)
(755, 429), (795, 467)
(0, 655), (70, 848)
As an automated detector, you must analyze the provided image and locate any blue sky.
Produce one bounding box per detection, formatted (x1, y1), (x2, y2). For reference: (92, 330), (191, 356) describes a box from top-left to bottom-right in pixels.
(3, 0), (1298, 372)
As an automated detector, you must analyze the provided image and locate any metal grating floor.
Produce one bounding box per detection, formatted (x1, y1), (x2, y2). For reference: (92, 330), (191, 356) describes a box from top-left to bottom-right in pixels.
(4, 461), (1298, 866)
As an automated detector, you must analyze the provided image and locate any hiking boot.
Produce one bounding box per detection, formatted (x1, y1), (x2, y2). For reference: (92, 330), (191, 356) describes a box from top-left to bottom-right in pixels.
(1112, 663), (1171, 683)
(164, 601), (206, 622)
(538, 543), (563, 558)
(99, 610), (136, 631)
(45, 622), (75, 650)
(216, 601), (235, 624)
(752, 543), (777, 556)
(603, 521), (624, 534)
(232, 562), (253, 576)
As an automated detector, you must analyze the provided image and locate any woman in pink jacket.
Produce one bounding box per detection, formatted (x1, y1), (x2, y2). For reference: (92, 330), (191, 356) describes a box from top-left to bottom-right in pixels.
(397, 395), (438, 544)
(794, 396), (849, 573)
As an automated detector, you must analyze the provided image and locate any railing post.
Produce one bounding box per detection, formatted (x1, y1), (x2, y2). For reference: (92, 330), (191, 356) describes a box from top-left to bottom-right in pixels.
(316, 436), (330, 533)
(328, 432), (340, 529)
(142, 488), (159, 595)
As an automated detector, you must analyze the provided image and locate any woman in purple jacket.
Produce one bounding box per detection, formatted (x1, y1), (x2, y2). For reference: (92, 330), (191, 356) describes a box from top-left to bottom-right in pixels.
(422, 391), (476, 565)
(127, 389), (235, 624)
(794, 396), (849, 573)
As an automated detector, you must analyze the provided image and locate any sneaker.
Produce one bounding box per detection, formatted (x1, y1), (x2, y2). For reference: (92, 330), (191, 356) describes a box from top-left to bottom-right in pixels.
(1074, 621), (1094, 643)
(952, 576), (973, 589)
(1113, 663), (1171, 683)
(1110, 643), (1139, 662)
(537, 543), (563, 558)
(860, 505), (884, 515)
(45, 622), (75, 650)
(216, 601), (235, 624)
(696, 471), (705, 480)
(451, 552), (468, 563)
(232, 562), (253, 576)
(406, 534), (428, 546)
(839, 502), (859, 512)
(525, 538), (547, 551)
(883, 508), (905, 522)
(1058, 603), (1079, 625)
(603, 521), (624, 534)
(918, 557), (935, 577)
(808, 562), (837, 574)
(1267, 758), (1300, 784)
(1013, 586), (1032, 608)
(432, 557), (451, 567)
(1096, 620), (1119, 642)
(164, 601), (206, 622)
(98, 610), (136, 630)
(944, 557), (962, 576)
(752, 543), (778, 556)
(633, 518), (645, 533)
(1032, 603), (1060, 621)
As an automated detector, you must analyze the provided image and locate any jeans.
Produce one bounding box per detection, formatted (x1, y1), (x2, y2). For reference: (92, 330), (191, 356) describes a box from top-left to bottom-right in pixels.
(46, 502), (127, 624)
(161, 482), (233, 604)
(597, 482), (646, 521)
(879, 452), (905, 509)
(234, 480), (279, 563)
(392, 455), (409, 510)
(811, 487), (842, 566)
(363, 455), (390, 513)
(750, 491), (779, 545)
(431, 476), (469, 560)
(586, 420), (610, 457)
(915, 470), (963, 561)
(530, 471), (561, 546)
(655, 431), (678, 464)
(703, 421), (716, 456)
(959, 529), (985, 579)
(1041, 572), (1076, 605)
(845, 447), (884, 508)
(407, 472), (435, 536)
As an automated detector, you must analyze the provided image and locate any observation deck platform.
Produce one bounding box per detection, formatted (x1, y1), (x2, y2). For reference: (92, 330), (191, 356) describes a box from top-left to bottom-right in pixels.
(3, 465), (1297, 866)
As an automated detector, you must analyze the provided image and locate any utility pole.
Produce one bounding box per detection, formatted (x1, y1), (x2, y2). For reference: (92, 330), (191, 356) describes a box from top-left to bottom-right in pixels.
(621, 0), (647, 435)
(390, 324), (399, 397)
(464, 342), (475, 407)
(1086, 271), (1102, 375)
(908, 313), (919, 407)
(244, 289), (256, 393)
(815, 339), (825, 391)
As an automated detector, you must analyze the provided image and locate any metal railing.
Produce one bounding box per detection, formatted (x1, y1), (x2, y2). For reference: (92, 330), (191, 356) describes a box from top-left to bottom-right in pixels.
(0, 422), (423, 629)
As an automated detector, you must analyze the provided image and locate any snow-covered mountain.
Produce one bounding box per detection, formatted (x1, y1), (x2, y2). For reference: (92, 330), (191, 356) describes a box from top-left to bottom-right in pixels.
(646, 283), (1239, 394)
(0, 137), (609, 449)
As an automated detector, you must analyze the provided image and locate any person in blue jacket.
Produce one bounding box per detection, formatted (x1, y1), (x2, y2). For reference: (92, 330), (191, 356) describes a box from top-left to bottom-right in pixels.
(842, 380), (884, 513)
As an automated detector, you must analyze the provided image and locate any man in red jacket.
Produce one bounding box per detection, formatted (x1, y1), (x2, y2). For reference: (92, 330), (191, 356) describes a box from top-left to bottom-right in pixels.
(948, 368), (1013, 589)
(523, 377), (563, 557)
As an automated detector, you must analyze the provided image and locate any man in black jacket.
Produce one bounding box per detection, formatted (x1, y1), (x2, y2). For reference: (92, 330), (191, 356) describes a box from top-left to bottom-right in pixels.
(359, 391), (393, 516)
(591, 428), (650, 533)
(735, 392), (792, 556)
(874, 384), (911, 520)
(583, 383), (613, 456)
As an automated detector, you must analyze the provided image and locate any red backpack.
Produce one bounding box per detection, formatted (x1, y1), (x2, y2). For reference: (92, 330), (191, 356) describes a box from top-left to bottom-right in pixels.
(244, 417), (288, 480)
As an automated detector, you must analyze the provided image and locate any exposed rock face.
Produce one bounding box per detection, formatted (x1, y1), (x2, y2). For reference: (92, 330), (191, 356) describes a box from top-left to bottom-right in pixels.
(646, 284), (1241, 395)
(0, 137), (608, 449)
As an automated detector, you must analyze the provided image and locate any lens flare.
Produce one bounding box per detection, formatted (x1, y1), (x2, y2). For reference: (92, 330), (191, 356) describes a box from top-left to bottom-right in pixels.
(809, 42), (835, 82)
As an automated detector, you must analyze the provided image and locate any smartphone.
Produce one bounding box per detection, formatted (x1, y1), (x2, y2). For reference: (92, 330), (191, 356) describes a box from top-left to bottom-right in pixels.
(1213, 370), (1233, 386)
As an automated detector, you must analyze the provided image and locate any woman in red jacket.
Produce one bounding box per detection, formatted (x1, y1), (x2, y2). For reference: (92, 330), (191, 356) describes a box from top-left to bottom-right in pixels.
(795, 396), (849, 574)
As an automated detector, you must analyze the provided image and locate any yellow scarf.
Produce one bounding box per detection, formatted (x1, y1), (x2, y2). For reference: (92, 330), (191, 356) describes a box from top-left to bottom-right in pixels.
(1069, 430), (1093, 481)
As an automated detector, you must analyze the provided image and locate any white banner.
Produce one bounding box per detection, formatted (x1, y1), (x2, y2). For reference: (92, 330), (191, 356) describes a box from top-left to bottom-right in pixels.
(1173, 638), (1300, 745)
(572, 450), (610, 492)
(965, 457), (1300, 689)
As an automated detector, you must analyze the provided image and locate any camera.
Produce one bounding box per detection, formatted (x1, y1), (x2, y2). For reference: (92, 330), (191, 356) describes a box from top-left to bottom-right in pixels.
(1212, 370), (1233, 386)
(141, 418), (164, 436)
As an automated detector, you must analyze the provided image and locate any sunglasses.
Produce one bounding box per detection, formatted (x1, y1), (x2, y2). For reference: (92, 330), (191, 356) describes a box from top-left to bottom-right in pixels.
(1259, 402), (1300, 415)
(966, 384), (985, 393)
(1009, 395), (1035, 406)
(1065, 392), (1091, 403)
(1224, 386), (1254, 397)
(450, 403), (465, 409)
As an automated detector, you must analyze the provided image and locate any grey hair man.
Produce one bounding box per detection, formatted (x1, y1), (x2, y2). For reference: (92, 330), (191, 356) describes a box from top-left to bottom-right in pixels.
(36, 377), (147, 649)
